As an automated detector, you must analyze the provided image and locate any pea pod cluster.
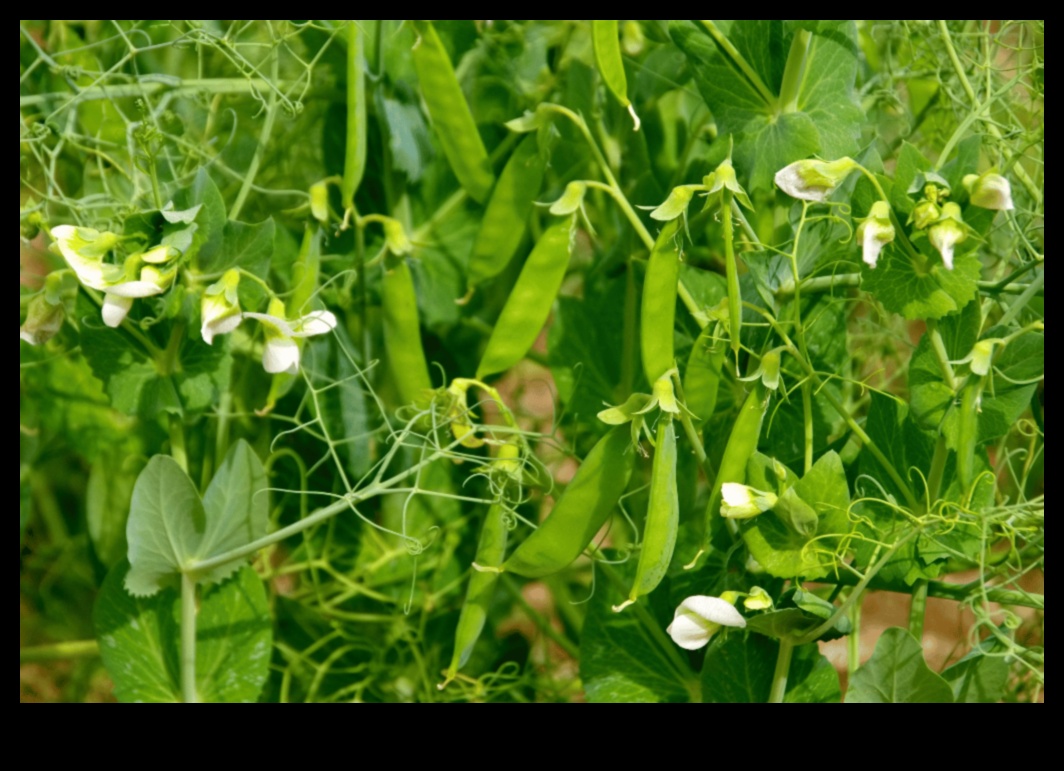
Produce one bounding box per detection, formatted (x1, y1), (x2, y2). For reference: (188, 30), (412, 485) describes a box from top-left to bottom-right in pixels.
(411, 21), (495, 204)
(476, 217), (574, 380)
(467, 135), (546, 291)
(501, 426), (634, 579)
(616, 417), (678, 612)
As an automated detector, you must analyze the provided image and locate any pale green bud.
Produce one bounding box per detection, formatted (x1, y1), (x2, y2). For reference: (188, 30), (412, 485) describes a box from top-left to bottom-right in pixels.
(550, 182), (588, 216)
(382, 217), (413, 256)
(310, 181), (330, 224)
(650, 185), (699, 222)
(910, 199), (942, 231)
(20, 293), (65, 346)
(775, 157), (858, 202)
(721, 483), (779, 520)
(964, 172), (1015, 212)
(856, 201), (895, 269)
(744, 587), (774, 611)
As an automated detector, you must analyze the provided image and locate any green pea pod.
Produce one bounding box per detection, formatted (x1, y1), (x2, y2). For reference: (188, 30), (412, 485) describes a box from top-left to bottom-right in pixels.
(641, 220), (682, 384)
(442, 502), (508, 687)
(592, 20), (640, 130)
(382, 259), (433, 407)
(616, 418), (678, 611)
(411, 21), (495, 204)
(476, 218), (574, 380)
(684, 323), (726, 426)
(341, 21), (367, 209)
(693, 383), (770, 563)
(467, 135), (546, 290)
(956, 380), (984, 490)
(502, 427), (634, 579)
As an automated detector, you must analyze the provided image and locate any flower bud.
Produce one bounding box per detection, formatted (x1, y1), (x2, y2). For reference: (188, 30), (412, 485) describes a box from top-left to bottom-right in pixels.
(667, 595), (747, 651)
(310, 181), (330, 224)
(650, 185), (699, 222)
(775, 157), (858, 202)
(967, 340), (997, 378)
(721, 483), (778, 520)
(382, 217), (413, 256)
(744, 587), (774, 611)
(928, 203), (968, 270)
(910, 199), (942, 231)
(856, 201), (895, 269)
(549, 182), (588, 216)
(20, 294), (65, 346)
(201, 269), (243, 345)
(964, 172), (1015, 211)
(652, 373), (680, 415)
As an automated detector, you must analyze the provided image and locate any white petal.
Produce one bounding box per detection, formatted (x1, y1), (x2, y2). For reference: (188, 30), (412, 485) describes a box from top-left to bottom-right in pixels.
(722, 483), (754, 508)
(263, 337), (300, 375)
(202, 314), (242, 346)
(862, 228), (885, 269)
(774, 166), (828, 203)
(102, 294), (134, 328)
(21, 329), (40, 345)
(106, 280), (165, 299)
(677, 596), (748, 629)
(667, 613), (714, 651)
(242, 312), (296, 338)
(290, 311), (338, 338)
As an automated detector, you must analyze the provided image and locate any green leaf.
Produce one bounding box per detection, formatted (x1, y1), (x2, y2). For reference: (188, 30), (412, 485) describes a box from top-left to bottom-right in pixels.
(172, 168), (226, 269)
(942, 643), (1011, 704)
(862, 249), (981, 321)
(670, 21), (862, 191)
(846, 628), (954, 703)
(890, 142), (931, 215)
(909, 302), (982, 433)
(549, 276), (627, 422)
(87, 452), (140, 567)
(580, 579), (691, 703)
(741, 451), (851, 580)
(125, 441), (267, 596)
(95, 562), (272, 703)
(217, 218), (276, 277)
(702, 634), (840, 703)
(20, 472), (30, 549)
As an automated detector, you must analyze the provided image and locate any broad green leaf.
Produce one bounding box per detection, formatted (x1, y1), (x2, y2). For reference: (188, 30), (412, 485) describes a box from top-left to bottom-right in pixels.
(846, 628), (954, 703)
(549, 276), (627, 422)
(87, 452), (140, 567)
(909, 301), (982, 433)
(95, 562), (272, 703)
(670, 21), (862, 191)
(217, 217), (276, 276)
(942, 643), (1011, 704)
(862, 249), (981, 321)
(702, 634), (840, 703)
(890, 142), (931, 215)
(125, 441), (268, 596)
(172, 168), (226, 270)
(741, 451), (851, 580)
(581, 578), (691, 704)
(77, 294), (231, 419)
(977, 329), (1043, 442)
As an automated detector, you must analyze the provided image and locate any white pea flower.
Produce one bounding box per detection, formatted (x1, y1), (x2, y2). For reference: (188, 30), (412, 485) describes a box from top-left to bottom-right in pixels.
(201, 269), (243, 345)
(856, 201), (895, 269)
(243, 298), (338, 375)
(100, 265), (176, 328)
(774, 157), (858, 202)
(20, 294), (65, 346)
(720, 483), (778, 520)
(667, 595), (747, 651)
(928, 203), (968, 271)
(964, 172), (1015, 212)
(50, 225), (123, 290)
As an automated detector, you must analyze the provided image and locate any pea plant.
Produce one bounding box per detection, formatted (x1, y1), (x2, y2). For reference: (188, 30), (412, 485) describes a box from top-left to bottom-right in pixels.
(20, 20), (1043, 703)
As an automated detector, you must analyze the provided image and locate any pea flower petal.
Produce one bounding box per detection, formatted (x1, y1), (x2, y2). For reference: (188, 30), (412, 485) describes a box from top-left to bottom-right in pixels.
(964, 172), (1015, 211)
(774, 158), (858, 202)
(667, 595), (747, 651)
(243, 299), (338, 375)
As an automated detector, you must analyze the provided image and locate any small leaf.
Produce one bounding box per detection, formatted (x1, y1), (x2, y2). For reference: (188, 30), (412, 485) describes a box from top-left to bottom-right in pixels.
(846, 628), (954, 703)
(862, 249), (981, 321)
(702, 634), (840, 703)
(95, 562), (272, 703)
(942, 642), (1011, 704)
(87, 452), (139, 567)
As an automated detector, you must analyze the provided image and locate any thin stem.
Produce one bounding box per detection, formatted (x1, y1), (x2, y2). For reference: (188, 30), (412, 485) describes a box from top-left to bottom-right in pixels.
(909, 580), (929, 641)
(769, 639), (795, 704)
(927, 321), (961, 392)
(997, 270), (1044, 328)
(230, 59), (280, 221)
(19, 78), (284, 109)
(723, 188), (741, 361)
(180, 573), (199, 704)
(19, 640), (99, 664)
(698, 21), (777, 108)
(925, 434), (949, 510)
(778, 29), (811, 114)
(847, 601), (862, 681)
(776, 273), (861, 300)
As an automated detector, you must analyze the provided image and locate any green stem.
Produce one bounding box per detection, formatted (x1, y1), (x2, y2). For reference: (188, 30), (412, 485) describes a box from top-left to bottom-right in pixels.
(776, 273), (861, 300)
(671, 372), (710, 471)
(778, 29), (812, 114)
(909, 580), (929, 641)
(20, 640), (100, 664)
(927, 321), (961, 392)
(19, 78), (285, 109)
(769, 638), (795, 704)
(698, 20), (778, 108)
(723, 188), (741, 362)
(501, 576), (579, 659)
(169, 415), (189, 475)
(181, 573), (199, 704)
(925, 434), (949, 511)
(847, 601), (862, 681)
(230, 58), (280, 221)
(997, 270), (1044, 328)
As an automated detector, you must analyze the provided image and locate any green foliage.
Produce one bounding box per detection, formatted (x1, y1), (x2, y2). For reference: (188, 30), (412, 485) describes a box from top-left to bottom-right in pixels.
(20, 20), (1043, 703)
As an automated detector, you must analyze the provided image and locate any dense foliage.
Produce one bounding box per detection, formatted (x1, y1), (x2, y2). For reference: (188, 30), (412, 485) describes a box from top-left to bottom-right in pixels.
(20, 20), (1043, 703)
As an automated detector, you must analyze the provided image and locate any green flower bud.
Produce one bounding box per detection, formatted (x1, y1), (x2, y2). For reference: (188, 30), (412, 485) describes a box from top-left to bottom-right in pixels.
(910, 199), (942, 231)
(721, 484), (779, 520)
(775, 157), (858, 202)
(310, 181), (330, 224)
(20, 293), (65, 346)
(856, 201), (895, 269)
(549, 182), (588, 216)
(964, 172), (1015, 211)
